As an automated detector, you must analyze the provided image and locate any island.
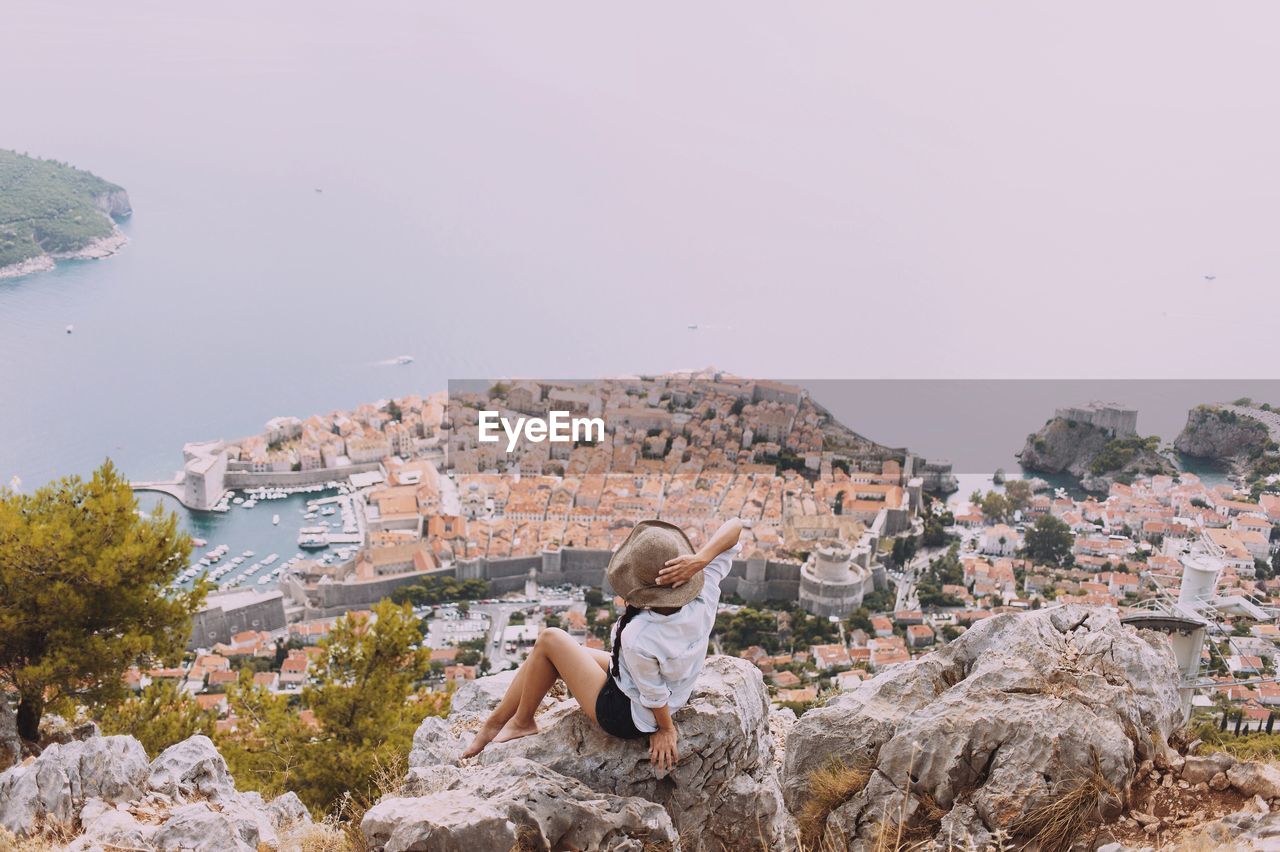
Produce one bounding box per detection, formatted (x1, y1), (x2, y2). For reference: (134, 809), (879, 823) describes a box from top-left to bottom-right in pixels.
(0, 149), (132, 280)
(1017, 402), (1175, 492)
(1175, 399), (1280, 487)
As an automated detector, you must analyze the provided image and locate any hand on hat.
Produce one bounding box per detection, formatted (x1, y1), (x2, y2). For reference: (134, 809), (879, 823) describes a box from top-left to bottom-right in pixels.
(655, 552), (709, 588)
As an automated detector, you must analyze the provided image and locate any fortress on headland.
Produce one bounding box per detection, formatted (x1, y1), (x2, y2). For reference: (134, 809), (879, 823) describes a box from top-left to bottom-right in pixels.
(1053, 402), (1138, 438)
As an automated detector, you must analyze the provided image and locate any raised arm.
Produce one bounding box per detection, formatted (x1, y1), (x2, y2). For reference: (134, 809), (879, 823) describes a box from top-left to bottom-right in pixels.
(655, 518), (743, 588)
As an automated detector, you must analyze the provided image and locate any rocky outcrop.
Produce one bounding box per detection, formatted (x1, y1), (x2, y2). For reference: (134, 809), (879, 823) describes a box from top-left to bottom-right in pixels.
(385, 654), (792, 852)
(1018, 417), (1175, 492)
(364, 758), (678, 852)
(0, 735), (149, 836)
(1018, 417), (1114, 476)
(0, 731), (310, 850)
(1175, 404), (1270, 460)
(93, 189), (133, 220)
(782, 605), (1183, 848)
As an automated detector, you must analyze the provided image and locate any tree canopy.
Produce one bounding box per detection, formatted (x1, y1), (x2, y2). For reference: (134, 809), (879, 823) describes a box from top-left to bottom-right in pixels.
(0, 149), (123, 268)
(0, 461), (205, 740)
(217, 599), (446, 814)
(1021, 514), (1075, 566)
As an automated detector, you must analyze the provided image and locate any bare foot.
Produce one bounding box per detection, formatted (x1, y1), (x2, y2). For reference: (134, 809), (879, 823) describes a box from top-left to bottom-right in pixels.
(492, 717), (539, 744)
(461, 719), (502, 759)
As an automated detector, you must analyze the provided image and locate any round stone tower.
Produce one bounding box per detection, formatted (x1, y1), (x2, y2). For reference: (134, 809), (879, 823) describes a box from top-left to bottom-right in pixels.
(799, 541), (872, 618)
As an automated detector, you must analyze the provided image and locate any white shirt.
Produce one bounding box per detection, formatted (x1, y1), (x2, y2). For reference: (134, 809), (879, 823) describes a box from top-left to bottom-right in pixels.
(613, 543), (740, 732)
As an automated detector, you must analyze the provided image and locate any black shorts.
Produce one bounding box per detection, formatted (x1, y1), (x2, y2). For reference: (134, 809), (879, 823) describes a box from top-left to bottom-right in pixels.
(595, 676), (645, 740)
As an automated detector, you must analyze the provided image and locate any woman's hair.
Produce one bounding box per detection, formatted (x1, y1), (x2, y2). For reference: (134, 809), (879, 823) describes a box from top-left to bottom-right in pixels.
(610, 604), (643, 679)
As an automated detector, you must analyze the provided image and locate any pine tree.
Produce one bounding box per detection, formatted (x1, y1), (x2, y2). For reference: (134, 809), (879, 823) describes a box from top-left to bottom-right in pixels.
(98, 679), (217, 757)
(219, 599), (446, 814)
(0, 461), (205, 741)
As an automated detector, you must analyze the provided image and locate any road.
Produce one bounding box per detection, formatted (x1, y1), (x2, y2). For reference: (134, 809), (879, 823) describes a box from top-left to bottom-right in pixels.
(472, 602), (524, 670)
(890, 530), (978, 611)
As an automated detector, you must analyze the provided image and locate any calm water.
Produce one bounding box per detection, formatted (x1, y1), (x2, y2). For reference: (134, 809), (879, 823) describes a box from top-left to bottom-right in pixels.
(4, 3), (1278, 549)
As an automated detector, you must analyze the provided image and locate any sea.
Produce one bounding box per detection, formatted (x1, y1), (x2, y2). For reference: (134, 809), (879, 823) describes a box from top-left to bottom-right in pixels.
(4, 4), (1278, 579)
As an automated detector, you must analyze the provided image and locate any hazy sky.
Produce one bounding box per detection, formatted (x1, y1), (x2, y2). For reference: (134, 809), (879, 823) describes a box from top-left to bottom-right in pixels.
(4, 2), (1278, 379)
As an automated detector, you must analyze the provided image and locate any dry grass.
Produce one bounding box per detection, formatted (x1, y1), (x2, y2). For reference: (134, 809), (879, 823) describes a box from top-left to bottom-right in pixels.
(797, 755), (875, 849)
(1007, 755), (1119, 852)
(0, 822), (76, 852)
(284, 822), (360, 852)
(325, 752), (408, 852)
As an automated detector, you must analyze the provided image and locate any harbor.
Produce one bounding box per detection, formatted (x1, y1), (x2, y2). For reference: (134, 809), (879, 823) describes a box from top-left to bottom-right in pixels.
(141, 483), (368, 595)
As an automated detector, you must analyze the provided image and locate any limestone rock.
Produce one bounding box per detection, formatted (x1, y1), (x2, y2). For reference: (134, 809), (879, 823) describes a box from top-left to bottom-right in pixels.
(150, 802), (260, 851)
(66, 801), (155, 851)
(1182, 751), (1235, 784)
(410, 655), (791, 851)
(0, 699), (19, 773)
(0, 735), (149, 836)
(266, 790), (312, 831)
(147, 735), (236, 802)
(1227, 761), (1280, 800)
(38, 713), (99, 747)
(782, 605), (1183, 847)
(362, 757), (678, 852)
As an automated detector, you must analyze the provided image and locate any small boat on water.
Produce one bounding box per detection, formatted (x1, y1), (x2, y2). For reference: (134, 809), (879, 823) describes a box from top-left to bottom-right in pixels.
(65, 324), (74, 334)
(191, 537), (208, 547)
(394, 354), (414, 365)
(272, 514), (280, 525)
(298, 527), (328, 549)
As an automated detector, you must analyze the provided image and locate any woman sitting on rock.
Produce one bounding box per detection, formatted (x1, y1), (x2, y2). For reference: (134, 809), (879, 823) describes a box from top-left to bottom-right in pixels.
(462, 517), (743, 770)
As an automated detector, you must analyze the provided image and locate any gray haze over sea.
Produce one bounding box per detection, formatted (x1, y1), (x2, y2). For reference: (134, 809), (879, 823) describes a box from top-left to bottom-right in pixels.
(4, 1), (1280, 493)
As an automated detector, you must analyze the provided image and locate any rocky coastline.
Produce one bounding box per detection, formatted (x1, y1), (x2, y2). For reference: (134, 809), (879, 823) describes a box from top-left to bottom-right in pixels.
(0, 189), (131, 281)
(1018, 416), (1175, 493)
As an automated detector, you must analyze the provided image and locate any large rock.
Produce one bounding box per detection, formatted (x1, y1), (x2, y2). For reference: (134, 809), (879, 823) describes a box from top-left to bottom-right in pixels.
(0, 735), (149, 835)
(150, 802), (262, 851)
(782, 605), (1183, 848)
(147, 734), (236, 803)
(66, 799), (156, 851)
(363, 757), (678, 852)
(408, 654), (791, 851)
(0, 732), (311, 849)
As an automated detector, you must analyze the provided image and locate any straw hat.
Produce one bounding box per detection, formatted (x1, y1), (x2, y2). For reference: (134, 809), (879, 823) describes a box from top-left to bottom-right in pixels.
(606, 519), (702, 607)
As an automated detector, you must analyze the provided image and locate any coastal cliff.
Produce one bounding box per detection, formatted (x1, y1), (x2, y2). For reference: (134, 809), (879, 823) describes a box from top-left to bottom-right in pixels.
(1174, 404), (1280, 486)
(1018, 415), (1175, 492)
(0, 149), (131, 280)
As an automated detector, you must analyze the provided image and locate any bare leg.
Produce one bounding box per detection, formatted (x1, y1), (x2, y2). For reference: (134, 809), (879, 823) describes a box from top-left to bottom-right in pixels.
(493, 627), (608, 744)
(463, 629), (609, 757)
(462, 660), (530, 758)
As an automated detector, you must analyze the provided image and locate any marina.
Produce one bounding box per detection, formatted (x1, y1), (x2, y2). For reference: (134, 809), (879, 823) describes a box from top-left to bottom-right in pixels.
(143, 483), (367, 595)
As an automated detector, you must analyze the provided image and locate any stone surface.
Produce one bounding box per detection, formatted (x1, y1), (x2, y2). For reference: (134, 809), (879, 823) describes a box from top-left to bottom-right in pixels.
(1228, 761), (1280, 800)
(266, 790), (312, 831)
(0, 733), (310, 849)
(408, 654), (791, 851)
(1182, 751), (1236, 784)
(147, 734), (236, 802)
(0, 735), (149, 835)
(150, 802), (261, 851)
(0, 698), (19, 773)
(782, 605), (1183, 847)
(364, 757), (677, 852)
(66, 802), (156, 851)
(37, 713), (99, 748)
